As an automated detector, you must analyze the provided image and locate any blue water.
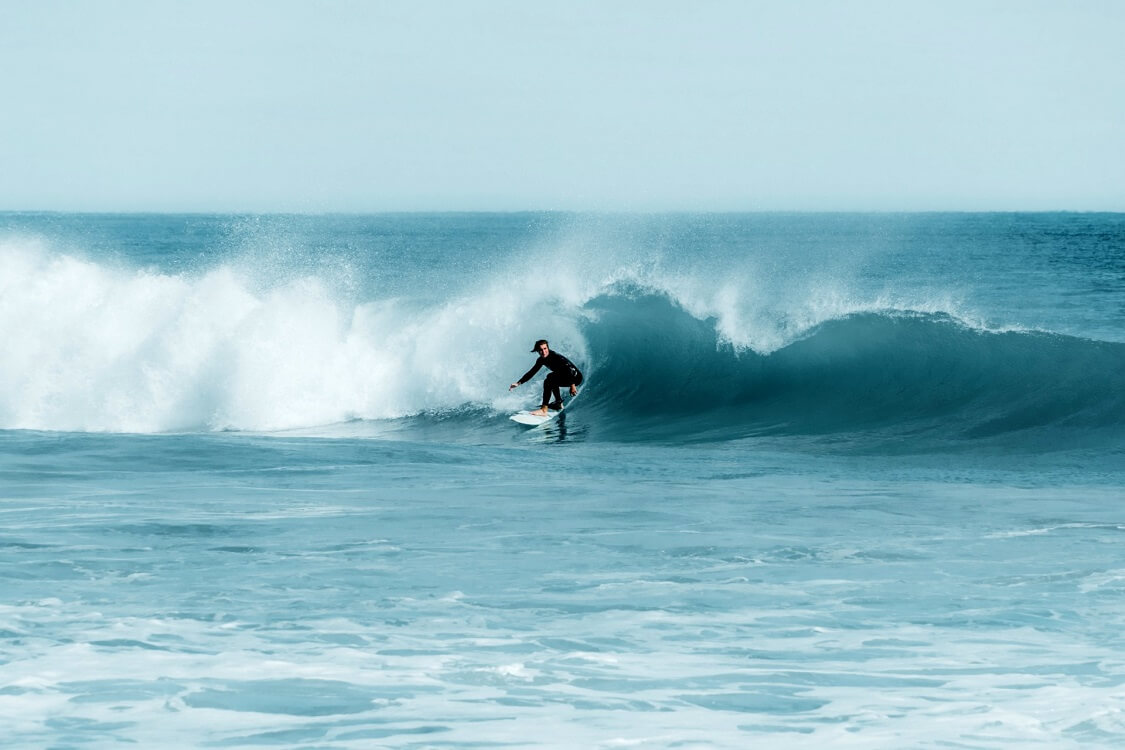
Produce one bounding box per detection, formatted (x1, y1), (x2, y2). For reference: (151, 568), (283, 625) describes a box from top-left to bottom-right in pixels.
(2, 213), (1124, 747)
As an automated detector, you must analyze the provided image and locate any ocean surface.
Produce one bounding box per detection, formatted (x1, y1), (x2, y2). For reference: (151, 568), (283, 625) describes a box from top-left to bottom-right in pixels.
(2, 212), (1124, 748)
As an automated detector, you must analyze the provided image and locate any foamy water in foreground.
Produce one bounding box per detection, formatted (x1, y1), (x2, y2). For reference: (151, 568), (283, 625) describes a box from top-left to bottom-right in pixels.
(4, 435), (1124, 748)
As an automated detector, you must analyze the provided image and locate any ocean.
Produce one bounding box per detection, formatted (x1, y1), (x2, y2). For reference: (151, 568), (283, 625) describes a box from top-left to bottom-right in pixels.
(1, 212), (1123, 748)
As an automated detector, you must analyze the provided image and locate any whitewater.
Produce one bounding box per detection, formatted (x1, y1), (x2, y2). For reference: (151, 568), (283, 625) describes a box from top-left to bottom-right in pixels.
(2, 212), (1124, 748)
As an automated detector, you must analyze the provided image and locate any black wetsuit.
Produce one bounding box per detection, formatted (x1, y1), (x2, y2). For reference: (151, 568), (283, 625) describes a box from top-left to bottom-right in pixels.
(518, 352), (584, 408)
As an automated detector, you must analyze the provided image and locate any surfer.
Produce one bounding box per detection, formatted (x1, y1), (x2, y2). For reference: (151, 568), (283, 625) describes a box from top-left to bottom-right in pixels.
(509, 339), (583, 417)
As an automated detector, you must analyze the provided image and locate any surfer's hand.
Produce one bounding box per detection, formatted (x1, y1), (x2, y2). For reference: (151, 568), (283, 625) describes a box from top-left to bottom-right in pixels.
(570, 384), (578, 396)
(509, 383), (518, 391)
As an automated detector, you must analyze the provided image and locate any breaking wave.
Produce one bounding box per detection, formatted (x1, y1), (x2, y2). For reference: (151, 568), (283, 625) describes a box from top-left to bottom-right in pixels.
(2, 237), (1122, 452)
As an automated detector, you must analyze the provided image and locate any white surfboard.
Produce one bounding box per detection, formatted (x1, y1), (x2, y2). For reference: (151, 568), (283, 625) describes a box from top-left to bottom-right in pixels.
(510, 388), (581, 426)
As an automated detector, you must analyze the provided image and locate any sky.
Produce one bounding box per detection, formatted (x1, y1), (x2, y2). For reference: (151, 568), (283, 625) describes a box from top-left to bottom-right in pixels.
(1, 0), (1122, 212)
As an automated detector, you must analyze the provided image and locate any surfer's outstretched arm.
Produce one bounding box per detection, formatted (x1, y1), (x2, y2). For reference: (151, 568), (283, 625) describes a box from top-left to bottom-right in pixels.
(511, 359), (544, 390)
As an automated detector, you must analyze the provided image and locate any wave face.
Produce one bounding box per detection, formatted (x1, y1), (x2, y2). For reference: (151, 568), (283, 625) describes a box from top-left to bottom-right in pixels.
(2, 213), (1124, 453)
(580, 290), (1125, 449)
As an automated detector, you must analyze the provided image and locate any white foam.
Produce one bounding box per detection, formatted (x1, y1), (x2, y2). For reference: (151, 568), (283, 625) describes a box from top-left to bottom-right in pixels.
(0, 239), (586, 432)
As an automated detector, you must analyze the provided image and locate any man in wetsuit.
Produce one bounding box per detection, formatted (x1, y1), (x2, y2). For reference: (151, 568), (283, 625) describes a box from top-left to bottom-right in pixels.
(509, 339), (584, 417)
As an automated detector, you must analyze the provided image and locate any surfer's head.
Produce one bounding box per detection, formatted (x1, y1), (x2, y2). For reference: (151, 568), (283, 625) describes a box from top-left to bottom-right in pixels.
(531, 339), (549, 355)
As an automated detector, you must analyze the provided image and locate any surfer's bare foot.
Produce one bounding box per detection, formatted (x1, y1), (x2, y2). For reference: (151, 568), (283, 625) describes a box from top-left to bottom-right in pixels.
(530, 407), (549, 417)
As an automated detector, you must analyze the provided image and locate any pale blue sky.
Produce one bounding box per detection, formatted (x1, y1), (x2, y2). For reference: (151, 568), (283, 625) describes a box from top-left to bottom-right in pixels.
(2, 1), (1122, 211)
